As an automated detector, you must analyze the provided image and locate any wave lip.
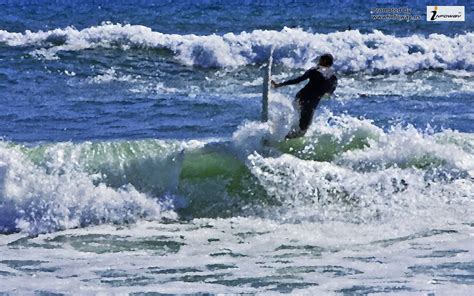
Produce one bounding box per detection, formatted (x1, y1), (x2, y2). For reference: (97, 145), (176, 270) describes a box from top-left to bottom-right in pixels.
(1, 24), (473, 73)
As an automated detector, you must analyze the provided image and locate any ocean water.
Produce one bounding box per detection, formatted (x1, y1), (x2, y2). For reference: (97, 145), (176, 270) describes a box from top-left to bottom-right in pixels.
(0, 0), (473, 294)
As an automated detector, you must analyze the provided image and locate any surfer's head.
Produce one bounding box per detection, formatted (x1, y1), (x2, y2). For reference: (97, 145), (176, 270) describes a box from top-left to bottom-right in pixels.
(318, 53), (334, 67)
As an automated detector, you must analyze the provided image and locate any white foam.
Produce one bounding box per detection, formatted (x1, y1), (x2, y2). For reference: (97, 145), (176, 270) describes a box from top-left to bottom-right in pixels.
(87, 67), (139, 84)
(248, 150), (473, 225)
(1, 217), (473, 294)
(1, 24), (473, 73)
(237, 106), (474, 223)
(306, 109), (383, 140)
(0, 142), (174, 234)
(232, 91), (297, 154)
(336, 71), (474, 98)
(338, 124), (474, 176)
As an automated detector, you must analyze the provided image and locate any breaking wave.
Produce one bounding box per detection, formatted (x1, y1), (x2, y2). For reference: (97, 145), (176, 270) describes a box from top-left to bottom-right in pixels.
(0, 108), (472, 235)
(1, 23), (473, 73)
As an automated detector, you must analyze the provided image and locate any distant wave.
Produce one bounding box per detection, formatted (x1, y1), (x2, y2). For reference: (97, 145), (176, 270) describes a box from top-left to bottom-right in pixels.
(1, 23), (473, 73)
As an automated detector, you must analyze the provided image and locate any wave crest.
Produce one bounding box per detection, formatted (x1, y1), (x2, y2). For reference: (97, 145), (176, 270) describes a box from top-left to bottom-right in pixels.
(1, 24), (473, 73)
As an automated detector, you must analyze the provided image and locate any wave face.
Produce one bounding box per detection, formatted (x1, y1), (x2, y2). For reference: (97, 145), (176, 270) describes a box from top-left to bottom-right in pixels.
(1, 24), (473, 73)
(1, 107), (473, 234)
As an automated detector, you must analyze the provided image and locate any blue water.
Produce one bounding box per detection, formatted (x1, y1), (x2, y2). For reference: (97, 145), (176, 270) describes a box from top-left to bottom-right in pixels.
(0, 0), (473, 294)
(1, 0), (473, 142)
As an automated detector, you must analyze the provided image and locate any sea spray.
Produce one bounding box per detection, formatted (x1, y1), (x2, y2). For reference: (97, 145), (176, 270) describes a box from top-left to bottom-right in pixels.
(232, 91), (297, 155)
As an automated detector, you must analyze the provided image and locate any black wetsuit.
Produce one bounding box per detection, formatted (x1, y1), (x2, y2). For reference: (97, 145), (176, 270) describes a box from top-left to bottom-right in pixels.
(279, 66), (337, 131)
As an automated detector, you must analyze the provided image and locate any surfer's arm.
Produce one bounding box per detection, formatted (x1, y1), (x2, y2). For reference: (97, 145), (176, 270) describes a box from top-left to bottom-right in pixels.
(272, 70), (311, 88)
(327, 75), (338, 94)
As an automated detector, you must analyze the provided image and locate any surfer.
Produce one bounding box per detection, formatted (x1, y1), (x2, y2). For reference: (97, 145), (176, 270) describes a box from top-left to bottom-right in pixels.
(271, 53), (337, 138)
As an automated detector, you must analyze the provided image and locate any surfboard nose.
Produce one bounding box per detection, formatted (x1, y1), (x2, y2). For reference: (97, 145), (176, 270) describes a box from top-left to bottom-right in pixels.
(262, 47), (274, 122)
(0, 162), (7, 199)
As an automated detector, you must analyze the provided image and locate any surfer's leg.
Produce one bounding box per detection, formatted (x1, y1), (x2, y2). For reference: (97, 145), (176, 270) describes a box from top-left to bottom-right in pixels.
(286, 99), (313, 139)
(286, 98), (304, 138)
(298, 102), (315, 132)
(286, 101), (313, 139)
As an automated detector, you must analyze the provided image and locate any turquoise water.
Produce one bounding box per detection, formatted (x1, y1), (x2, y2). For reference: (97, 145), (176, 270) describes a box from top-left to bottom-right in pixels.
(0, 0), (473, 294)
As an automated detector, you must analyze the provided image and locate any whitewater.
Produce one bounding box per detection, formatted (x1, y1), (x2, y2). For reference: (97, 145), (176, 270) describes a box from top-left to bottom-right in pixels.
(1, 23), (473, 72)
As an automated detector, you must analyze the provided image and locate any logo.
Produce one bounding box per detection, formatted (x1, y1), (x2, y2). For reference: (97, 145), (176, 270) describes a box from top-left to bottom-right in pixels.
(427, 6), (465, 21)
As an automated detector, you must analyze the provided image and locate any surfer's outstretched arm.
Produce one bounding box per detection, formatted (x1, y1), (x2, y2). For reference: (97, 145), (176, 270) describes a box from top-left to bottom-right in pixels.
(271, 70), (311, 88)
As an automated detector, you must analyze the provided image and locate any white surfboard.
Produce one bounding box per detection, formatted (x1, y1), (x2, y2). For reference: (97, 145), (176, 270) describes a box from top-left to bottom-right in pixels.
(262, 47), (274, 122)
